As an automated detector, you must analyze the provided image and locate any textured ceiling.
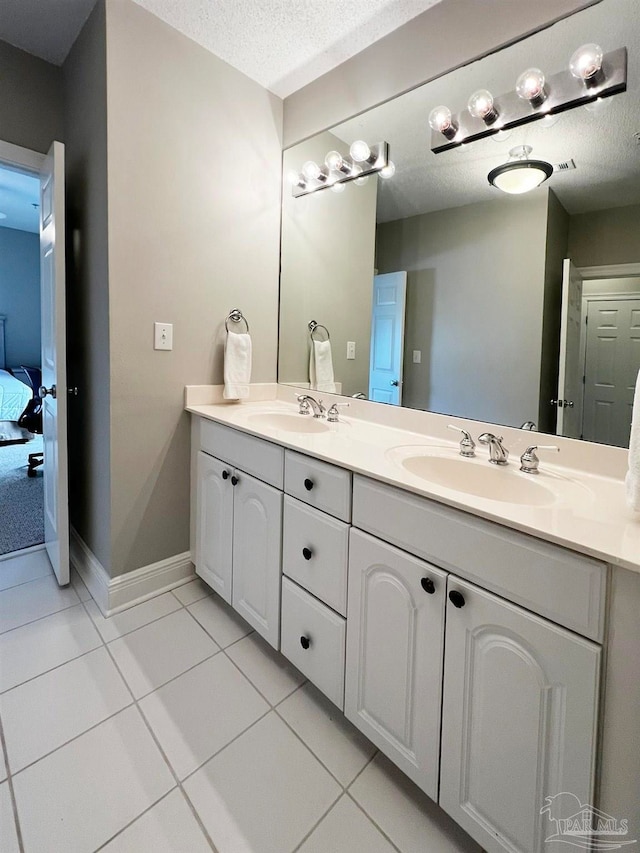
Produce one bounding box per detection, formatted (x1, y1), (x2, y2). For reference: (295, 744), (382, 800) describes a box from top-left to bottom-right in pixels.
(0, 167), (40, 233)
(331, 0), (640, 221)
(0, 0), (445, 96)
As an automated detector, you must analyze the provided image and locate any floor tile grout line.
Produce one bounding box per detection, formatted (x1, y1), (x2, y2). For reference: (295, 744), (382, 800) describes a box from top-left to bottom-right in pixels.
(0, 715), (25, 853)
(0, 597), (82, 638)
(290, 788), (344, 853)
(86, 600), (186, 644)
(0, 638), (103, 697)
(344, 788), (405, 853)
(0, 570), (55, 595)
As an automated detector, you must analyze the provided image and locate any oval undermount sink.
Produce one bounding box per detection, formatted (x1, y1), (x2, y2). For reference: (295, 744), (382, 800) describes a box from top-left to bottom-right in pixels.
(245, 412), (330, 434)
(393, 450), (556, 506)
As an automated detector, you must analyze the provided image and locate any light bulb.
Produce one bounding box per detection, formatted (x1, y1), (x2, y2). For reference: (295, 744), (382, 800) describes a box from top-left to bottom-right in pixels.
(468, 89), (498, 123)
(325, 150), (344, 171)
(570, 43), (603, 82)
(331, 181), (346, 193)
(428, 105), (457, 139)
(286, 170), (303, 187)
(516, 68), (546, 105)
(350, 140), (371, 163)
(302, 160), (321, 181)
(380, 161), (396, 179)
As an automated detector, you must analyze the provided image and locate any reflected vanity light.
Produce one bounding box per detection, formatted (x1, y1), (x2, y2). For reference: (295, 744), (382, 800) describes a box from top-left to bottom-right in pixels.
(429, 45), (627, 153)
(488, 145), (553, 195)
(290, 141), (391, 197)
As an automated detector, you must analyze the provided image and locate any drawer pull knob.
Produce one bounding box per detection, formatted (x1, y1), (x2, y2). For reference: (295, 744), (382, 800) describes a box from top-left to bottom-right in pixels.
(231, 475), (239, 486)
(302, 547), (313, 561)
(304, 478), (314, 491)
(300, 635), (311, 649)
(222, 470), (230, 480)
(421, 577), (436, 594)
(448, 590), (466, 608)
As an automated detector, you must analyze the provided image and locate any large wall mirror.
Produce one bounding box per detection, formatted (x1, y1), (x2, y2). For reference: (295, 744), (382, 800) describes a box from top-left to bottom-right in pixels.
(278, 0), (639, 448)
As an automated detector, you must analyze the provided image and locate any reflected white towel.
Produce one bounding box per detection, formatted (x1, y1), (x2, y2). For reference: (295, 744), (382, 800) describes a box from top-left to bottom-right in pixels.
(626, 368), (640, 511)
(224, 332), (252, 400)
(309, 339), (336, 394)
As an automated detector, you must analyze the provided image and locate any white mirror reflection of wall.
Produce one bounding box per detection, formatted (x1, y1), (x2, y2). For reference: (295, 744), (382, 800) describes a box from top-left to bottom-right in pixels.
(278, 0), (640, 448)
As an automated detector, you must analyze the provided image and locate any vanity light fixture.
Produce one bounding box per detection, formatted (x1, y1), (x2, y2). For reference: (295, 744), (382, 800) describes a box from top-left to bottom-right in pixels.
(468, 89), (499, 125)
(429, 45), (627, 153)
(516, 68), (547, 107)
(488, 145), (553, 195)
(290, 141), (390, 197)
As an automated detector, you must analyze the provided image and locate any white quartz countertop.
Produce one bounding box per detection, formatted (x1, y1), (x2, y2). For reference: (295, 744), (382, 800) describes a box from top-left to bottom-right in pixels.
(187, 399), (640, 574)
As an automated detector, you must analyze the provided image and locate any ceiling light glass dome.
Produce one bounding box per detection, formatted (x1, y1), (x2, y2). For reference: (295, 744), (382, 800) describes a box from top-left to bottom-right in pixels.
(487, 145), (553, 194)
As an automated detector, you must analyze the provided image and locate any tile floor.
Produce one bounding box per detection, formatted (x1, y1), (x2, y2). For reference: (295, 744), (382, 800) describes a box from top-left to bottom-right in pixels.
(0, 547), (482, 853)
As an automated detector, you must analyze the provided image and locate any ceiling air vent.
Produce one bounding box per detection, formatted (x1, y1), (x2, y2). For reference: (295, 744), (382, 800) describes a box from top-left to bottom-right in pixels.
(554, 159), (576, 172)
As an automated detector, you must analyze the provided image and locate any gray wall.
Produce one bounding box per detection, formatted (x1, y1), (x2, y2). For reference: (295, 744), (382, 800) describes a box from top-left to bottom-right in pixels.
(568, 204), (640, 267)
(0, 40), (64, 153)
(375, 191), (550, 427)
(63, 0), (112, 571)
(105, 0), (283, 575)
(279, 132), (377, 396)
(0, 228), (41, 366)
(282, 0), (601, 146)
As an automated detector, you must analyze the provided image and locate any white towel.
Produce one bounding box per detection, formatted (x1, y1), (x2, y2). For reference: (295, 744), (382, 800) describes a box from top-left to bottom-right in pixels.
(309, 339), (336, 394)
(626, 367), (640, 511)
(224, 332), (252, 400)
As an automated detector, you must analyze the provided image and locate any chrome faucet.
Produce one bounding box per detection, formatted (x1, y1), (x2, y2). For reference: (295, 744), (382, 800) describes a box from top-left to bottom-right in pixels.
(520, 444), (559, 474)
(296, 394), (326, 418)
(478, 433), (509, 465)
(327, 402), (349, 423)
(447, 424), (476, 457)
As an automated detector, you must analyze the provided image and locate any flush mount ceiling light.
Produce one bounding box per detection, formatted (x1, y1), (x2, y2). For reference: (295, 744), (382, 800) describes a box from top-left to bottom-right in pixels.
(429, 45), (627, 153)
(488, 145), (553, 195)
(289, 141), (390, 197)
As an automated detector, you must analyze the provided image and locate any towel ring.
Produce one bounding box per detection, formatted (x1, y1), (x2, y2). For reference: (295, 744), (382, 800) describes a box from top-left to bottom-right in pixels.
(225, 309), (250, 333)
(308, 320), (330, 342)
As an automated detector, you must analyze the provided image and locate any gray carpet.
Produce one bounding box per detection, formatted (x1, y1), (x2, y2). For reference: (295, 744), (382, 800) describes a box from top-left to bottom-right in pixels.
(0, 435), (44, 555)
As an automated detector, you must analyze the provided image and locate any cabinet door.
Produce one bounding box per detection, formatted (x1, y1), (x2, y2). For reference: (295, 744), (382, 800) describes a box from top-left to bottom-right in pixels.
(345, 530), (447, 800)
(440, 578), (601, 853)
(195, 452), (233, 603)
(232, 472), (283, 649)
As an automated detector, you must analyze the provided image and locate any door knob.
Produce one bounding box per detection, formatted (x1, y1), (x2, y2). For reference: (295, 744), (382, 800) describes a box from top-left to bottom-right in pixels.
(448, 590), (466, 608)
(222, 470), (230, 480)
(565, 400), (574, 408)
(67, 387), (78, 396)
(390, 380), (399, 387)
(300, 635), (311, 649)
(304, 478), (314, 491)
(421, 577), (436, 594)
(302, 547), (313, 561)
(39, 385), (56, 399)
(231, 475), (239, 486)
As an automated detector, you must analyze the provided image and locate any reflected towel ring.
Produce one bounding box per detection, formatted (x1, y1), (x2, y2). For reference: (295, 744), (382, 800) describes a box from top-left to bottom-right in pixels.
(308, 320), (330, 341)
(225, 309), (250, 333)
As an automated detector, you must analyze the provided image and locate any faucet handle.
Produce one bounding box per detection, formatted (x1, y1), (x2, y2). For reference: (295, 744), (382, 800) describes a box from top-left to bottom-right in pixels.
(447, 424), (476, 457)
(520, 445), (559, 474)
(327, 402), (349, 423)
(296, 394), (311, 415)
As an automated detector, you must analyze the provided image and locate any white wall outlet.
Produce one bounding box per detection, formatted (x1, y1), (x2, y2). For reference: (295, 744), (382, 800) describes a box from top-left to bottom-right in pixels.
(347, 341), (356, 360)
(154, 322), (173, 351)
(413, 350), (422, 364)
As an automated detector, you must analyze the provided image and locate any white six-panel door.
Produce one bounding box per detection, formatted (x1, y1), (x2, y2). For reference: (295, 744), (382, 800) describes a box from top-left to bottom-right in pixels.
(232, 472), (282, 649)
(440, 578), (601, 853)
(345, 530), (447, 800)
(40, 141), (69, 585)
(195, 452), (233, 603)
(368, 272), (407, 405)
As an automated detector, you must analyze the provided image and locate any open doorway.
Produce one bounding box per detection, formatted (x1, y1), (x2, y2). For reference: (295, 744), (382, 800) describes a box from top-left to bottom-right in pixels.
(0, 162), (44, 555)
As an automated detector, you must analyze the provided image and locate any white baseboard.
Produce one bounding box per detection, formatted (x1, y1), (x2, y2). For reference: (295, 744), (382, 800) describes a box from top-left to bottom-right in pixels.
(70, 527), (195, 616)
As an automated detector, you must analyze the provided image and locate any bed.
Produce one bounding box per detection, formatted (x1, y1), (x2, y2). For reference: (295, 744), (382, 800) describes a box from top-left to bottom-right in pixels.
(0, 315), (35, 443)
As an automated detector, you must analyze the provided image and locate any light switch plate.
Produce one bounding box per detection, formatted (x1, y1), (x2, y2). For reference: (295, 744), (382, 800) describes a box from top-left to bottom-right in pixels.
(154, 322), (173, 351)
(347, 341), (356, 360)
(413, 350), (422, 364)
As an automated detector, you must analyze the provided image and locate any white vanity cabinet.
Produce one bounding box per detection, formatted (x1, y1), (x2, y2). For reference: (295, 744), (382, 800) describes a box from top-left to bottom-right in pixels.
(345, 530), (447, 800)
(440, 577), (601, 853)
(194, 419), (284, 649)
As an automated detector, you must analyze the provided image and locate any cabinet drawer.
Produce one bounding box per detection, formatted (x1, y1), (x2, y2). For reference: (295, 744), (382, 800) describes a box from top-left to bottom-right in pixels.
(281, 577), (346, 709)
(284, 451), (352, 521)
(200, 418), (283, 488)
(353, 475), (607, 642)
(283, 497), (349, 616)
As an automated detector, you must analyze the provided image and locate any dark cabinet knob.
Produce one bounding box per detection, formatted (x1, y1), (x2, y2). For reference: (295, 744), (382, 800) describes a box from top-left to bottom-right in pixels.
(231, 475), (239, 486)
(421, 577), (436, 594)
(302, 547), (313, 561)
(300, 635), (311, 649)
(448, 590), (466, 608)
(222, 470), (230, 480)
(304, 478), (314, 491)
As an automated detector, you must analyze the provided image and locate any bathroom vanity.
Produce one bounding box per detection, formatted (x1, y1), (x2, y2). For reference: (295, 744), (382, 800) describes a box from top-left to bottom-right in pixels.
(187, 389), (639, 853)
